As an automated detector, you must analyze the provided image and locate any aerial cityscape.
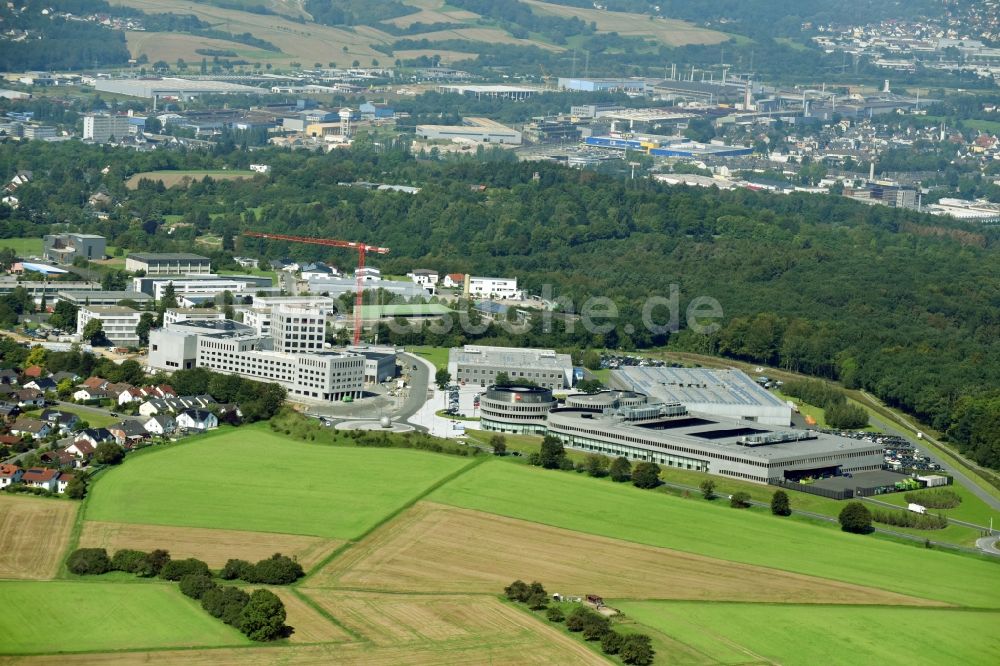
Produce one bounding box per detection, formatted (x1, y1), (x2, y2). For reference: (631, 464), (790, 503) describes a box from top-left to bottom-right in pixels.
(0, 1), (998, 664)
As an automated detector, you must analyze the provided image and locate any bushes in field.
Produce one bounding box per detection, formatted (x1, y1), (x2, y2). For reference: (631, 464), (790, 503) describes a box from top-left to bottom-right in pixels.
(225, 554), (304, 585)
(872, 508), (948, 530)
(160, 557), (211, 581)
(730, 491), (752, 508)
(904, 488), (961, 509)
(66, 548), (112, 575)
(505, 581), (655, 664)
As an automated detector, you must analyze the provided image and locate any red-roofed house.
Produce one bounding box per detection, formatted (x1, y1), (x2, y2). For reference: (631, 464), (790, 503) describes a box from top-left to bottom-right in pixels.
(0, 464), (22, 488)
(65, 439), (96, 459)
(21, 467), (58, 491)
(80, 377), (109, 390)
(22, 365), (43, 379)
(443, 273), (466, 289)
(117, 387), (145, 406)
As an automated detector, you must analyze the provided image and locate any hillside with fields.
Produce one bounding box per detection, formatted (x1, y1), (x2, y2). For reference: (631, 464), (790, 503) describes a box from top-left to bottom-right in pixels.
(2, 424), (999, 663)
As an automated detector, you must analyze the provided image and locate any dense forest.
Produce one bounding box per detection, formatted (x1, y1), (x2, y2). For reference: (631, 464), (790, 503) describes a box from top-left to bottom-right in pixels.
(0, 140), (997, 469)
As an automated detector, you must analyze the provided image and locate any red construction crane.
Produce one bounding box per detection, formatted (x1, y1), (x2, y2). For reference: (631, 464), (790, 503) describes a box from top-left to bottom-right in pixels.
(243, 231), (390, 345)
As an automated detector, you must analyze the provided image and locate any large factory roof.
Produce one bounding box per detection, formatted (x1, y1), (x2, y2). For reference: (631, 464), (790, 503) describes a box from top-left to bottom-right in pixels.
(93, 78), (262, 99)
(613, 367), (787, 408)
(449, 345), (572, 369)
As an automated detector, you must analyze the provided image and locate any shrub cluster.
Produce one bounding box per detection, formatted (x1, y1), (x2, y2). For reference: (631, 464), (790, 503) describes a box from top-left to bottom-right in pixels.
(505, 581), (655, 665)
(871, 508), (948, 530)
(220, 554), (304, 585)
(904, 488), (960, 509)
(181, 575), (287, 641)
(783, 379), (869, 429)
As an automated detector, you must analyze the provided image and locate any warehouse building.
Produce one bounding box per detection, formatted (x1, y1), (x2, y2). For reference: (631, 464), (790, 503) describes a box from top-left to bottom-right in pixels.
(416, 117), (521, 145)
(93, 78), (261, 102)
(480, 385), (557, 435)
(437, 84), (542, 100)
(546, 395), (883, 484)
(448, 345), (573, 390)
(126, 253), (212, 275)
(612, 367), (792, 426)
(57, 290), (152, 310)
(132, 274), (275, 298)
(558, 78), (648, 94)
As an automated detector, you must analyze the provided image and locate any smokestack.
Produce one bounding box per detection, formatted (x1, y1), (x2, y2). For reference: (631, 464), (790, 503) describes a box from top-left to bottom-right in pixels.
(883, 79), (890, 93)
(869, 161), (875, 182)
(463, 273), (470, 298)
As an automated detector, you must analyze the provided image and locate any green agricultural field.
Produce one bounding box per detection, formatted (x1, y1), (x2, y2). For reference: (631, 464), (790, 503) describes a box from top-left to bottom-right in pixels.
(0, 237), (43, 257)
(616, 601), (1000, 665)
(429, 460), (1000, 608)
(0, 581), (248, 654)
(86, 427), (472, 539)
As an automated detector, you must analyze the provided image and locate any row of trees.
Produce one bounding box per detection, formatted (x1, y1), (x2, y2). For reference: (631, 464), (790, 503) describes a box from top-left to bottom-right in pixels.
(504, 580), (654, 665)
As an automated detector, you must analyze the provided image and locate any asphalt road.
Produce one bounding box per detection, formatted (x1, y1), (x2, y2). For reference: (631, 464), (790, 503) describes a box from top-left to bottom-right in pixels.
(395, 352), (430, 423)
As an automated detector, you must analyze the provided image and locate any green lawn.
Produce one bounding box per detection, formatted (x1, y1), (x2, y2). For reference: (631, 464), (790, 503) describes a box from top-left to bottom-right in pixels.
(85, 427), (472, 539)
(616, 601), (1000, 666)
(429, 460), (1000, 608)
(875, 483), (998, 529)
(407, 345), (450, 371)
(27, 405), (119, 428)
(0, 581), (248, 654)
(0, 237), (43, 257)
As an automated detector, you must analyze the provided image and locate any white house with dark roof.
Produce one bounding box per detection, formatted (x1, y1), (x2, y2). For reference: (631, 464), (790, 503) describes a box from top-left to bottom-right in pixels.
(177, 409), (218, 431)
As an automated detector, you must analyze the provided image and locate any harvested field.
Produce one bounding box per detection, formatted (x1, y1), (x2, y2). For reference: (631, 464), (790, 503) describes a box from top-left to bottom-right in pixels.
(78, 521), (341, 571)
(126, 170), (255, 189)
(302, 589), (605, 662)
(526, 0), (729, 46)
(265, 588), (352, 644)
(412, 27), (564, 51)
(311, 502), (942, 607)
(382, 6), (480, 29)
(112, 0), (389, 63)
(394, 49), (479, 64)
(0, 496), (77, 580)
(124, 31), (280, 64)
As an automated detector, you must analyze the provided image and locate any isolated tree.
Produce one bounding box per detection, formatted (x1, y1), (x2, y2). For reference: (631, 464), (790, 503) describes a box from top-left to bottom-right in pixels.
(238, 589), (287, 641)
(609, 456), (631, 482)
(771, 490), (791, 516)
(730, 491), (752, 508)
(620, 633), (655, 665)
(489, 434), (507, 456)
(504, 580), (529, 602)
(839, 501), (873, 534)
(136, 312), (156, 346)
(539, 435), (565, 469)
(94, 441), (125, 465)
(585, 453), (609, 477)
(82, 319), (106, 345)
(434, 368), (451, 390)
(631, 462), (661, 489)
(699, 479), (717, 500)
(67, 548), (112, 575)
(160, 283), (178, 310)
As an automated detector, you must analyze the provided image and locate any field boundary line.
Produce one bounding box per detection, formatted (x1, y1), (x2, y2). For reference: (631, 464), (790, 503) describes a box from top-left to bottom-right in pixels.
(497, 596), (615, 665)
(288, 588), (367, 643)
(298, 454), (488, 584)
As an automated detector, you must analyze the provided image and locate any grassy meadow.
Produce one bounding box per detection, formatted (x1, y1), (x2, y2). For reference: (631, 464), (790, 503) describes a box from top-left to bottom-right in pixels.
(85, 427), (472, 539)
(0, 581), (248, 654)
(616, 601), (1000, 665)
(0, 237), (43, 257)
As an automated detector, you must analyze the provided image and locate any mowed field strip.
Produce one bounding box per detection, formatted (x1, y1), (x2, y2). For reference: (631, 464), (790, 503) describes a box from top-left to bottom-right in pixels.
(300, 589), (606, 662)
(428, 461), (1000, 608)
(0, 581), (248, 654)
(616, 601), (1000, 665)
(124, 31), (283, 64)
(0, 496), (77, 580)
(84, 428), (473, 539)
(125, 170), (256, 190)
(79, 522), (342, 570)
(112, 0), (389, 62)
(311, 501), (938, 606)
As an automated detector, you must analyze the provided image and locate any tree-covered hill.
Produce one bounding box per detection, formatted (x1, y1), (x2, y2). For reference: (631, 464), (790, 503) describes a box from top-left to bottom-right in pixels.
(0, 140), (997, 469)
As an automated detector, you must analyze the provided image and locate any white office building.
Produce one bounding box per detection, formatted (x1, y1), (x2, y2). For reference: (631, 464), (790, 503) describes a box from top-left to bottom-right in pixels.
(77, 306), (142, 347)
(163, 308), (224, 327)
(448, 345), (573, 390)
(468, 276), (519, 299)
(83, 114), (132, 143)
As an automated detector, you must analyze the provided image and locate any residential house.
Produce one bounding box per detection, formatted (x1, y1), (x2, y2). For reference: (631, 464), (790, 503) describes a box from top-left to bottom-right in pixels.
(14, 389), (45, 408)
(40, 449), (77, 467)
(50, 371), (79, 385)
(139, 395), (216, 417)
(22, 365), (43, 379)
(216, 403), (243, 424)
(177, 409), (218, 431)
(74, 428), (115, 447)
(143, 414), (176, 436)
(407, 269), (439, 287)
(21, 467), (58, 491)
(104, 383), (136, 402)
(443, 273), (465, 288)
(138, 398), (169, 417)
(72, 387), (108, 403)
(39, 409), (79, 433)
(0, 368), (19, 384)
(80, 376), (110, 390)
(118, 384), (175, 406)
(10, 418), (51, 440)
(24, 377), (57, 392)
(300, 262), (338, 280)
(0, 401), (20, 421)
(0, 435), (22, 448)
(57, 473), (75, 494)
(0, 464), (22, 488)
(108, 420), (148, 446)
(64, 439), (96, 459)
